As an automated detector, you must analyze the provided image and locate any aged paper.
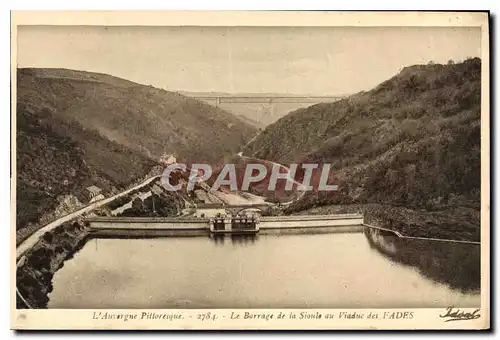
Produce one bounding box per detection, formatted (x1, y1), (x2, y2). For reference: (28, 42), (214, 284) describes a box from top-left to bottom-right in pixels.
(11, 11), (490, 330)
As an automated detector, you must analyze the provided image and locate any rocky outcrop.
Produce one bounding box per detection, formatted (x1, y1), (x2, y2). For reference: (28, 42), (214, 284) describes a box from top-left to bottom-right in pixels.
(16, 219), (89, 308)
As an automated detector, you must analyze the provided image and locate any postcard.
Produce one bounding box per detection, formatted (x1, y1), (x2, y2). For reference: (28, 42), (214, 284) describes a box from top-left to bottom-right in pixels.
(11, 10), (490, 330)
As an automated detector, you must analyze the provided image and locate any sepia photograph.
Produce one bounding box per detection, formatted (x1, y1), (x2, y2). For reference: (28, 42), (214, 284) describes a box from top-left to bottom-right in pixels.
(11, 11), (489, 330)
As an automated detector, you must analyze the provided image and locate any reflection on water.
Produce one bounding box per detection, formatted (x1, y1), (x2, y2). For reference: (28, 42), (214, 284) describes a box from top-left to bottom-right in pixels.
(211, 234), (258, 246)
(48, 230), (480, 309)
(364, 228), (480, 293)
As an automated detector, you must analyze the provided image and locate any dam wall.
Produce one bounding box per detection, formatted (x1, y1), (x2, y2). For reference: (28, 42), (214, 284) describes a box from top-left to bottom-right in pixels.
(87, 217), (209, 230)
(87, 217), (209, 237)
(87, 214), (364, 236)
(260, 214), (363, 229)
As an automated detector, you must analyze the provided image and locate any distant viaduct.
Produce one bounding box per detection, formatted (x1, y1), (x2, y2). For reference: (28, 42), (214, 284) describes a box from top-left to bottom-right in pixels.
(193, 96), (346, 107)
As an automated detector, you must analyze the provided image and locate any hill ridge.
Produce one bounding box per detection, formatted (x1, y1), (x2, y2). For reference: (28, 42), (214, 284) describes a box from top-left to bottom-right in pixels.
(16, 67), (257, 234)
(18, 68), (257, 162)
(244, 58), (481, 239)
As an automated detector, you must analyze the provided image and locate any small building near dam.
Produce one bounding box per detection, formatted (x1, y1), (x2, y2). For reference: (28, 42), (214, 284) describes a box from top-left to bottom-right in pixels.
(195, 203), (229, 218)
(85, 185), (104, 203)
(195, 203), (264, 219)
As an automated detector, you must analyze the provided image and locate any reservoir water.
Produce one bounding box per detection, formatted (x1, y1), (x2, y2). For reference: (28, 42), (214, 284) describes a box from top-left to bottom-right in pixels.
(48, 229), (480, 308)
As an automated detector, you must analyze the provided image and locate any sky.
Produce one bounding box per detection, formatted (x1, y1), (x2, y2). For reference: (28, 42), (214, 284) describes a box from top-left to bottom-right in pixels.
(17, 26), (481, 95)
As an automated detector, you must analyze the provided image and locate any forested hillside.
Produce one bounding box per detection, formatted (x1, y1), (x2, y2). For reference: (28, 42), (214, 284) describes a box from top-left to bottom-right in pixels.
(18, 68), (257, 163)
(245, 58), (481, 240)
(16, 104), (158, 231)
(16, 68), (257, 234)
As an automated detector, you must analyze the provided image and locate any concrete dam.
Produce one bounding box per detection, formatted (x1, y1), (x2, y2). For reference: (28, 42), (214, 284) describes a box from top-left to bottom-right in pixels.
(87, 214), (365, 237)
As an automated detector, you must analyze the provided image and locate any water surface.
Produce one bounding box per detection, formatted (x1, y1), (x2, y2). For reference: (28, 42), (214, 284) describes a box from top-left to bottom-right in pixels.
(48, 231), (480, 308)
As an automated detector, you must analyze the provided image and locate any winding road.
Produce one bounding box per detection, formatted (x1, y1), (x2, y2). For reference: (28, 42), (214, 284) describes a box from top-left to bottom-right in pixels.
(236, 153), (306, 206)
(16, 152), (306, 260)
(16, 175), (161, 260)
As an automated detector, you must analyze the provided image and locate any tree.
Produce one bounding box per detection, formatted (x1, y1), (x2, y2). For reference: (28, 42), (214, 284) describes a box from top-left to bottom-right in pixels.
(132, 198), (143, 211)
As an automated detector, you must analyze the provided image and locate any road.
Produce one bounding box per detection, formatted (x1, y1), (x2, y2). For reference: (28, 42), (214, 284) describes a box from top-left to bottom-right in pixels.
(240, 130), (261, 152)
(212, 190), (267, 206)
(236, 153), (306, 206)
(16, 175), (161, 260)
(16, 153), (305, 259)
